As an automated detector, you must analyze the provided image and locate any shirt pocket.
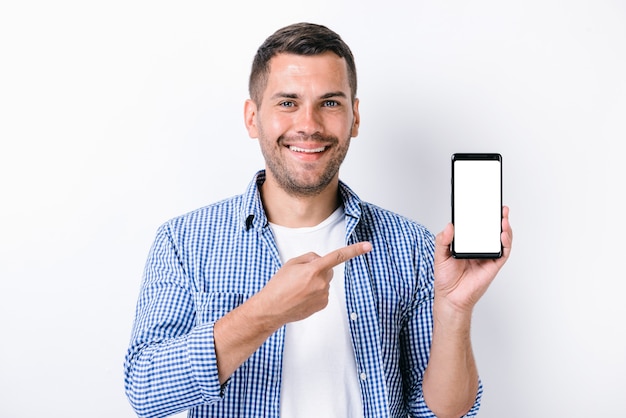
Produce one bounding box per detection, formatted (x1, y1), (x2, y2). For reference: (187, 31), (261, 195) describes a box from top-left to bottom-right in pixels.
(193, 292), (247, 326)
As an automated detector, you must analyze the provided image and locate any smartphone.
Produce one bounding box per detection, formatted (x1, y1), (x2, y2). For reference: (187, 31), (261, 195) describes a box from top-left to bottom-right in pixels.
(451, 153), (503, 259)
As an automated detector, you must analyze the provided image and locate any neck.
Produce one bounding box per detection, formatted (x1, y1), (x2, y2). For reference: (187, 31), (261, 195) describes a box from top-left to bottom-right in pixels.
(260, 175), (341, 228)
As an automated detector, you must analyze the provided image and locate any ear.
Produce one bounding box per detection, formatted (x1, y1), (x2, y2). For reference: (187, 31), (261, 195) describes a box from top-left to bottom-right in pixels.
(350, 98), (360, 138)
(244, 99), (259, 138)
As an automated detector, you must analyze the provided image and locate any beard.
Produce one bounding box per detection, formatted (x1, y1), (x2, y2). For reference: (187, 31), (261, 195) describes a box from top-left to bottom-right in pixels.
(258, 129), (351, 198)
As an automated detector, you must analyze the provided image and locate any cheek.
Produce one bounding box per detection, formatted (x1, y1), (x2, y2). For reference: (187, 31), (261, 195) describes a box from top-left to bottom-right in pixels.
(260, 112), (292, 137)
(331, 114), (352, 136)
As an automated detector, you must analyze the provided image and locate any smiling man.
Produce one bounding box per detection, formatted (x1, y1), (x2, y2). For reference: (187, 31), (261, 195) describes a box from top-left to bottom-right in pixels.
(246, 50), (358, 224)
(124, 22), (513, 418)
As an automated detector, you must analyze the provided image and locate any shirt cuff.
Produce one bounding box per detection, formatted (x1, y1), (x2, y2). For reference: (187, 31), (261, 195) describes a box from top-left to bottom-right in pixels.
(187, 321), (226, 402)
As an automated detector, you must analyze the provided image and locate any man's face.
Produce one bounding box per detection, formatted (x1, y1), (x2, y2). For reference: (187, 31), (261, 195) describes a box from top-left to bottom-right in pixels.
(245, 52), (360, 197)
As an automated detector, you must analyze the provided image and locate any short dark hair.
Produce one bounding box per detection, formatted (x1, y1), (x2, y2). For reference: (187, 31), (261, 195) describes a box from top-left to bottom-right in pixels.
(248, 22), (357, 105)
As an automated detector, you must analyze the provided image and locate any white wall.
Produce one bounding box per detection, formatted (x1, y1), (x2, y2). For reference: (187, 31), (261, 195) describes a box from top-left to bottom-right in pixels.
(1, 1), (624, 417)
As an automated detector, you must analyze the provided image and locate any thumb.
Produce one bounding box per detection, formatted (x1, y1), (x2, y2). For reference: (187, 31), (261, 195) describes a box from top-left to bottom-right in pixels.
(435, 223), (454, 261)
(285, 252), (320, 265)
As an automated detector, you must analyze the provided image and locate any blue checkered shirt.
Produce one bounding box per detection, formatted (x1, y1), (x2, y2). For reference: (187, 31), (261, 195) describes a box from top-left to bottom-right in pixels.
(124, 171), (482, 417)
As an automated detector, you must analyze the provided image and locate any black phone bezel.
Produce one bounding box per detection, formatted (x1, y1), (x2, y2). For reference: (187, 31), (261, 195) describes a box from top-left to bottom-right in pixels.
(451, 153), (503, 259)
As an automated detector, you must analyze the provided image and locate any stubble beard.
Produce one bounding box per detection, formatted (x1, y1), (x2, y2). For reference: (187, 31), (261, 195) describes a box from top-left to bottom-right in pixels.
(259, 130), (351, 198)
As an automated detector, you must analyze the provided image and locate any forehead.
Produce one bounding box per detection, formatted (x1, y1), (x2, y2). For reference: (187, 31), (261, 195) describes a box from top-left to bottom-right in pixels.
(264, 52), (351, 94)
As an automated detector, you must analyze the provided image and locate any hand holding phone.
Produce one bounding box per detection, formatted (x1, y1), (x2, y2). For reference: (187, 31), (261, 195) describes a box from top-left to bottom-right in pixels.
(451, 153), (503, 259)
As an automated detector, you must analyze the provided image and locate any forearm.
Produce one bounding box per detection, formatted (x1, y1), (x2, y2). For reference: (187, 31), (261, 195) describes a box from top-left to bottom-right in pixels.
(213, 244), (372, 383)
(214, 290), (283, 384)
(422, 300), (479, 418)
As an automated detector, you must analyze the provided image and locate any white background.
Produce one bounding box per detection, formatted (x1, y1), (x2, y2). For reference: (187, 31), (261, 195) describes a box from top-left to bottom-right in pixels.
(1, 1), (624, 417)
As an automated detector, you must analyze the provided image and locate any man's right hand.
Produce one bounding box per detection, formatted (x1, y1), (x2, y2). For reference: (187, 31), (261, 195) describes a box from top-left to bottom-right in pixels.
(213, 241), (372, 384)
(259, 241), (373, 324)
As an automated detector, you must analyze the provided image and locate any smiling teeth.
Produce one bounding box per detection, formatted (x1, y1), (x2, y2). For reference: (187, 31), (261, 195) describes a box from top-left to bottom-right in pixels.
(289, 146), (326, 153)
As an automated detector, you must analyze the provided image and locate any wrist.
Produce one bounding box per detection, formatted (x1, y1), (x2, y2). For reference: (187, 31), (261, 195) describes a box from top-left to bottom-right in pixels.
(432, 297), (473, 333)
(244, 290), (286, 334)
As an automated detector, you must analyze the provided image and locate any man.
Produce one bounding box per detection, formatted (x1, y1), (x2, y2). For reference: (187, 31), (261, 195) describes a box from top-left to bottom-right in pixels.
(124, 22), (513, 418)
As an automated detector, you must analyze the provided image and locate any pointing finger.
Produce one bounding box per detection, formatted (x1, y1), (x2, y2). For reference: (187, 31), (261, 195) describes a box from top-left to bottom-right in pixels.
(315, 242), (372, 271)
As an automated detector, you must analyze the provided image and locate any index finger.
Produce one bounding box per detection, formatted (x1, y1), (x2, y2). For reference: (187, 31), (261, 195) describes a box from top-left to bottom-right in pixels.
(315, 242), (373, 271)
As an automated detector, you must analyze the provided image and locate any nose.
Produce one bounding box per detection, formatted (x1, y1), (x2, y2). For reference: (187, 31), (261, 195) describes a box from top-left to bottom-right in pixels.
(294, 105), (322, 137)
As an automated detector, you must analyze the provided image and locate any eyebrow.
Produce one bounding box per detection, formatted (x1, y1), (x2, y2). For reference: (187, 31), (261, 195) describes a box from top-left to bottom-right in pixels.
(320, 91), (348, 100)
(269, 91), (348, 101)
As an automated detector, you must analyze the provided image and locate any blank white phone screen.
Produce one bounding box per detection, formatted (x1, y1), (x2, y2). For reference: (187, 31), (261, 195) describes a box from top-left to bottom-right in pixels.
(453, 159), (501, 254)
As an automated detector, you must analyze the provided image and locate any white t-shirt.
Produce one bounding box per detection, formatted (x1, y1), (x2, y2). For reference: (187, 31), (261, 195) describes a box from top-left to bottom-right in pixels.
(270, 207), (363, 418)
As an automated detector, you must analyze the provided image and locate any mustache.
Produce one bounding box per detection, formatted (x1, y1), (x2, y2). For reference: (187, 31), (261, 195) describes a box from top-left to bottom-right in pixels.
(278, 132), (339, 145)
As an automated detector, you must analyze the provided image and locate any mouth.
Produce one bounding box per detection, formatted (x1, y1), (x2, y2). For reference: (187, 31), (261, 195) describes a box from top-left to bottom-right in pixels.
(288, 145), (328, 153)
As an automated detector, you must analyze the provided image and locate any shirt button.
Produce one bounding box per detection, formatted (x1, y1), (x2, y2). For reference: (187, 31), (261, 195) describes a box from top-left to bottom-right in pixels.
(350, 312), (358, 321)
(360, 372), (367, 381)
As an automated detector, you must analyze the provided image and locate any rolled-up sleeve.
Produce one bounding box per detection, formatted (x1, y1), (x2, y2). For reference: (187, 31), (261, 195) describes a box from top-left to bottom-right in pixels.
(124, 223), (223, 418)
(402, 239), (483, 417)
